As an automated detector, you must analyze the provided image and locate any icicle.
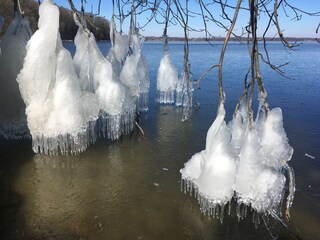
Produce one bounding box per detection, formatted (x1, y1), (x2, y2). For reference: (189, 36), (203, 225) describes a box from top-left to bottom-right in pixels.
(228, 201), (232, 216)
(220, 204), (225, 223)
(285, 164), (295, 220)
(175, 73), (184, 107)
(236, 203), (241, 221)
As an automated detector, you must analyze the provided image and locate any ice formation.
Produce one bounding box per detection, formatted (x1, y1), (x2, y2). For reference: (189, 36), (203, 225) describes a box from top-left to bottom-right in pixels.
(73, 20), (92, 91)
(120, 32), (150, 111)
(181, 97), (295, 224)
(17, 0), (99, 154)
(181, 104), (236, 222)
(0, 12), (32, 139)
(175, 68), (194, 121)
(107, 22), (129, 70)
(234, 128), (285, 217)
(233, 105), (294, 222)
(156, 52), (179, 104)
(73, 18), (135, 140)
(258, 107), (293, 170)
(88, 33), (135, 140)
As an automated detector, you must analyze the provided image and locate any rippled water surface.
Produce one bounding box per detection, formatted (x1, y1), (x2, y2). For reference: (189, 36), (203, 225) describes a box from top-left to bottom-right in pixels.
(0, 41), (319, 239)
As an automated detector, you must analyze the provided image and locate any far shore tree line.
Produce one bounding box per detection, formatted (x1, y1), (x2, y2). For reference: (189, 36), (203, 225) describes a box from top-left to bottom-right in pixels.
(0, 0), (110, 40)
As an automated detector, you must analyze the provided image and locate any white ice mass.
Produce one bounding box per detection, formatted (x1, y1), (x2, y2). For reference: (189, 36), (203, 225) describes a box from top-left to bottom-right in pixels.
(181, 103), (236, 222)
(17, 0), (99, 154)
(181, 97), (295, 223)
(156, 52), (179, 104)
(0, 12), (32, 139)
(73, 17), (135, 140)
(120, 32), (150, 111)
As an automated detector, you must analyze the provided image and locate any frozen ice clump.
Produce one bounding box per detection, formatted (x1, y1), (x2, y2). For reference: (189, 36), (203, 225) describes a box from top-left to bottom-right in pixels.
(181, 95), (294, 223)
(180, 150), (204, 182)
(234, 126), (286, 217)
(137, 54), (150, 111)
(258, 107), (293, 170)
(181, 104), (236, 221)
(175, 68), (194, 121)
(234, 129), (263, 206)
(250, 168), (285, 214)
(87, 33), (135, 140)
(175, 74), (185, 106)
(120, 54), (139, 97)
(0, 12), (32, 139)
(120, 33), (150, 111)
(229, 100), (248, 154)
(156, 53), (179, 104)
(17, 0), (99, 154)
(111, 28), (129, 64)
(73, 19), (92, 91)
(106, 23), (129, 77)
(73, 18), (135, 141)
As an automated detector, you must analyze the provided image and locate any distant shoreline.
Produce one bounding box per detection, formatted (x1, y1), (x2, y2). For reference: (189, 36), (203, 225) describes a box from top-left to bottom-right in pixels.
(62, 37), (319, 42)
(144, 36), (319, 42)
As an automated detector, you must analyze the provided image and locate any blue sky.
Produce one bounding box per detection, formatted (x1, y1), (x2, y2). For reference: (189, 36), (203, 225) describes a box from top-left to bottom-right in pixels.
(55, 0), (320, 38)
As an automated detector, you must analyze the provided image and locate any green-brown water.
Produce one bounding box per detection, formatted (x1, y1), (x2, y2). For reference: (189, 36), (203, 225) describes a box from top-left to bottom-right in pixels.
(1, 42), (320, 239)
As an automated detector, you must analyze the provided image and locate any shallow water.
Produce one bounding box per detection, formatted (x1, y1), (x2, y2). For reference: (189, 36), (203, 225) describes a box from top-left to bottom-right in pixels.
(0, 41), (319, 239)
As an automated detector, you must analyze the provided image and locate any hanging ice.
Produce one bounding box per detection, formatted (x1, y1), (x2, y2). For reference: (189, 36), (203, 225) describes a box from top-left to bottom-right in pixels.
(0, 12), (32, 139)
(73, 19), (92, 91)
(233, 104), (293, 220)
(258, 107), (294, 170)
(229, 100), (248, 154)
(234, 128), (285, 217)
(181, 104), (236, 221)
(175, 67), (194, 121)
(175, 73), (184, 107)
(181, 92), (295, 223)
(107, 22), (129, 77)
(106, 22), (130, 79)
(17, 0), (99, 155)
(88, 33), (135, 140)
(156, 52), (179, 104)
(73, 18), (135, 140)
(120, 32), (150, 111)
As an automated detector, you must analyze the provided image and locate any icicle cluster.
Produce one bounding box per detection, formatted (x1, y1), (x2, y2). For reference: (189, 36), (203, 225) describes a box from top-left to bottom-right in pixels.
(156, 51), (179, 104)
(17, 0), (99, 155)
(120, 31), (150, 111)
(73, 18), (135, 141)
(0, 12), (32, 139)
(156, 36), (194, 122)
(181, 98), (294, 224)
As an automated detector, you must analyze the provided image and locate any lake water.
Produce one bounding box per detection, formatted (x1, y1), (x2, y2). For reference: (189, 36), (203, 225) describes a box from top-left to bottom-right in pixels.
(0, 41), (319, 239)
